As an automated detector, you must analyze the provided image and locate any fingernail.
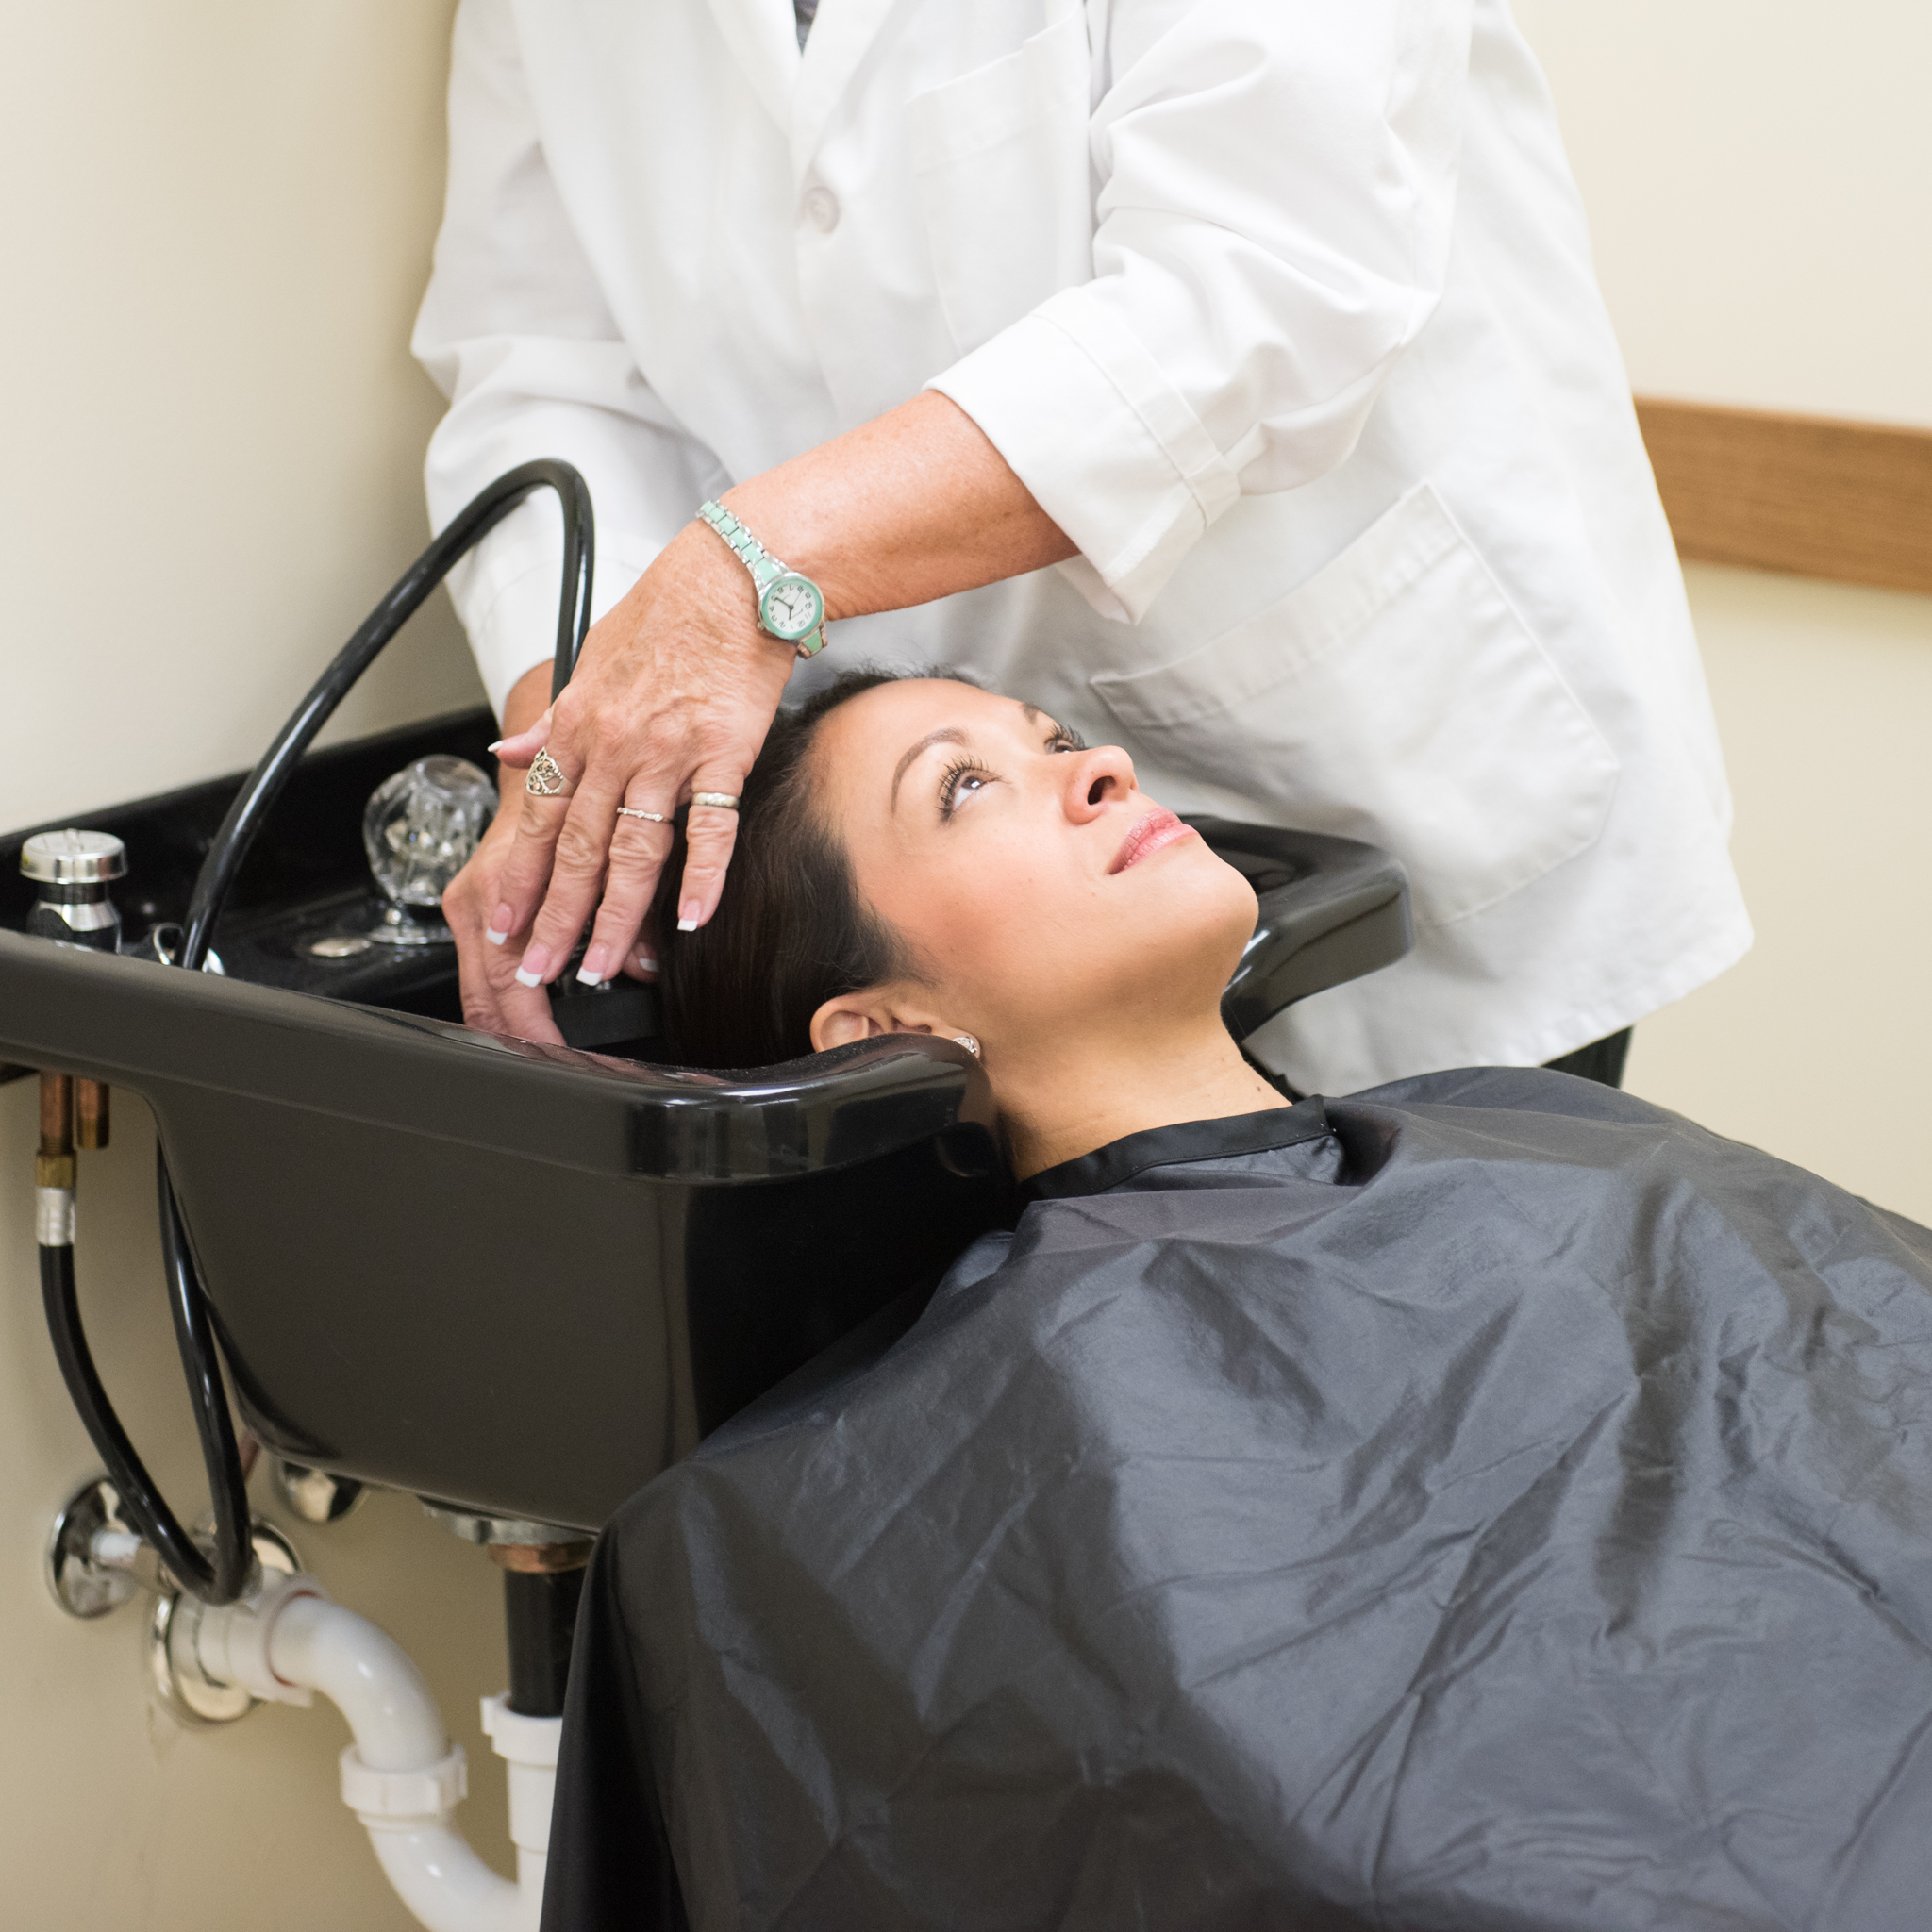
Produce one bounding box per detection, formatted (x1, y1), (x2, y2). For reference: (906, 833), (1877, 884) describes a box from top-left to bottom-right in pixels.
(576, 945), (611, 986)
(676, 918), (697, 933)
(514, 944), (551, 989)
(489, 906), (515, 940)
(486, 739), (505, 754)
(636, 951), (658, 972)
(484, 926), (508, 947)
(677, 901), (701, 933)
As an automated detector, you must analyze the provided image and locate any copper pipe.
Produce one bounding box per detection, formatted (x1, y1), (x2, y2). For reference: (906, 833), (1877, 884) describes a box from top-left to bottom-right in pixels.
(37, 1073), (75, 1191)
(38, 1073), (73, 1156)
(75, 1079), (110, 1152)
(488, 1541), (594, 1574)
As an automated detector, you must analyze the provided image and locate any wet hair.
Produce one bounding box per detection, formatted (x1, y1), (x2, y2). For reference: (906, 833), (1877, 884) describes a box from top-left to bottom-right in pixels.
(648, 667), (924, 1068)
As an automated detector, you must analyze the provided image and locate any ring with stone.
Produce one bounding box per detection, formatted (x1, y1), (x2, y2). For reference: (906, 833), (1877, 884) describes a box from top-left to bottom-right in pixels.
(691, 791), (740, 811)
(525, 748), (570, 797)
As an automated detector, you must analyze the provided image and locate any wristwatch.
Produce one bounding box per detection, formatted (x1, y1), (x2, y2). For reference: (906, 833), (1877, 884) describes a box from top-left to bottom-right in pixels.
(695, 500), (829, 658)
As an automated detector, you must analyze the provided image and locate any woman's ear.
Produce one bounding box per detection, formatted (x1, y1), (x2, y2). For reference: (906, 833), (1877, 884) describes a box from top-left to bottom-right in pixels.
(808, 986), (974, 1056)
(810, 999), (889, 1053)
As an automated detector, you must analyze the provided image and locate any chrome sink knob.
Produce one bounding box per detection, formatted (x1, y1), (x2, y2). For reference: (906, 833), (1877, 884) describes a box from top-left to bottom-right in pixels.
(22, 828), (126, 951)
(361, 756), (495, 946)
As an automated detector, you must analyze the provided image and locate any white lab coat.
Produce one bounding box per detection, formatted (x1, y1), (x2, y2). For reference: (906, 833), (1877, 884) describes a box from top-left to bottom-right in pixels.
(414, 0), (1750, 1092)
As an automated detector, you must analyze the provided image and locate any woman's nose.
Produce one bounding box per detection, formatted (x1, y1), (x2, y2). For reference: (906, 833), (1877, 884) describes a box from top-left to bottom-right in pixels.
(1062, 743), (1137, 821)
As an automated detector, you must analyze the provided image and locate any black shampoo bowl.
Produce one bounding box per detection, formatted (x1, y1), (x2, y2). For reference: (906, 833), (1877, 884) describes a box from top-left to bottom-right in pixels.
(0, 708), (1408, 1531)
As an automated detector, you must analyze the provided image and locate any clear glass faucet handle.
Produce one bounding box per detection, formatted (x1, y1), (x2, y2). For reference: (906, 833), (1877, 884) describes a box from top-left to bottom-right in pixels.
(362, 757), (497, 908)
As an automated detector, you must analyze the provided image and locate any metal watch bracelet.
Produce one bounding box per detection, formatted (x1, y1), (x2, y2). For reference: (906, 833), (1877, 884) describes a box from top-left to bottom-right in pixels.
(695, 500), (829, 659)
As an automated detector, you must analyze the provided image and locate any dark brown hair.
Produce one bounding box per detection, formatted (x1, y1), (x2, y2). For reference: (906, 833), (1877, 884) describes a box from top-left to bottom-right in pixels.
(648, 667), (922, 1069)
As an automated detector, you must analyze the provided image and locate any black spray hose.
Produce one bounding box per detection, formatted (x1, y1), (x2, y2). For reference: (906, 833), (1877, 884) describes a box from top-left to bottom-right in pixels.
(40, 461), (593, 1604)
(180, 458), (593, 969)
(36, 1158), (255, 1601)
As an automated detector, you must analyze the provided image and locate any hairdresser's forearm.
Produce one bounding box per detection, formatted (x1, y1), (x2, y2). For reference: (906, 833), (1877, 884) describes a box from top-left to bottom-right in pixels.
(723, 391), (1077, 622)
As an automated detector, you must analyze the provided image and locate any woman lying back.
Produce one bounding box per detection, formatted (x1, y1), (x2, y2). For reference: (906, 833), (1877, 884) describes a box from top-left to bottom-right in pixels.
(553, 670), (1932, 1932)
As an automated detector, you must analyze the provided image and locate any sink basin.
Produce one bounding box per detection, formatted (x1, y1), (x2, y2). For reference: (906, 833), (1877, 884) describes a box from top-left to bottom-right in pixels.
(0, 708), (1406, 1530)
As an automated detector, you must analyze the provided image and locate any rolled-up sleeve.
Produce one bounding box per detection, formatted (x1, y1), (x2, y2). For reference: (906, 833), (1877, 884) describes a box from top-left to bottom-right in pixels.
(929, 0), (1469, 623)
(414, 0), (726, 714)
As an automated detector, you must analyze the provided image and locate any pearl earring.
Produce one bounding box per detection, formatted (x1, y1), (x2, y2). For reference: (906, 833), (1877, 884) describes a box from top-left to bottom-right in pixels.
(952, 1033), (981, 1058)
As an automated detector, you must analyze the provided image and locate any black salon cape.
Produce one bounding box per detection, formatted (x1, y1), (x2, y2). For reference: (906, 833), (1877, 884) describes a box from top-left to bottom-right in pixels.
(541, 1068), (1932, 1931)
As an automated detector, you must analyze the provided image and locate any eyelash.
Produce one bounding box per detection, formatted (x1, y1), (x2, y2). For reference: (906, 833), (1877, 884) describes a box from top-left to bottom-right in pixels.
(937, 727), (1084, 818)
(935, 755), (983, 817)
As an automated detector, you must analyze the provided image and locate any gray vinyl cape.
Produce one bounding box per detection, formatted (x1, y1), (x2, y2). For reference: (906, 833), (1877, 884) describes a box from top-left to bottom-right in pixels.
(541, 1068), (1932, 1931)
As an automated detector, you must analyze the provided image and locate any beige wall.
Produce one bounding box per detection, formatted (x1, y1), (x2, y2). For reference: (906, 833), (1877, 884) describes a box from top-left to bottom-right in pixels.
(1512, 0), (1932, 1224)
(0, 6), (504, 1927)
(1512, 0), (1932, 425)
(1631, 568), (1932, 1224)
(1, 2), (485, 822)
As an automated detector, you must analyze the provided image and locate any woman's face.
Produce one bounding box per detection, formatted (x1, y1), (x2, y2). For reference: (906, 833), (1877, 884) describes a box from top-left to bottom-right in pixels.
(807, 678), (1259, 1053)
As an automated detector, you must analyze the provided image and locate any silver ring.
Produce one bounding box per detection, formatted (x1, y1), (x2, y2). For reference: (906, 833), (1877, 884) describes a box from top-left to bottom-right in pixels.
(614, 807), (666, 823)
(525, 748), (569, 797)
(691, 791), (740, 811)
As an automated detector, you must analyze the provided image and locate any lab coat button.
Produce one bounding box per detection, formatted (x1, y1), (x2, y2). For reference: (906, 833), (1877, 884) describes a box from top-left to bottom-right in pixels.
(803, 186), (840, 233)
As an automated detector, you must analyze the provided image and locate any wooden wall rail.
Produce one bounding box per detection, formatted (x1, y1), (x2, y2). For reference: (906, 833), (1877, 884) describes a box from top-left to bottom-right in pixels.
(1635, 398), (1932, 597)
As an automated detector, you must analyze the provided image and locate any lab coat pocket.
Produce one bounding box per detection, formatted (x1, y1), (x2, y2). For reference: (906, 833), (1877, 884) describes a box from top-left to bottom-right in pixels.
(1090, 485), (1621, 928)
(908, 7), (1093, 357)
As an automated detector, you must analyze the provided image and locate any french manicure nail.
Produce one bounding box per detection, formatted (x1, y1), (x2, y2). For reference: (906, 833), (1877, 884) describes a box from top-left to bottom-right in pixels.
(636, 951), (658, 972)
(676, 918), (698, 933)
(486, 739), (505, 754)
(514, 966), (543, 988)
(491, 905), (515, 936)
(577, 945), (611, 986)
(484, 926), (508, 947)
(514, 945), (551, 989)
(678, 901), (702, 932)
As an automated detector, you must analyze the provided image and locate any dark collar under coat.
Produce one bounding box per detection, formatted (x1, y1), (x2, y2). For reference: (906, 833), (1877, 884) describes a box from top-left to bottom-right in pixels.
(1021, 1097), (1333, 1203)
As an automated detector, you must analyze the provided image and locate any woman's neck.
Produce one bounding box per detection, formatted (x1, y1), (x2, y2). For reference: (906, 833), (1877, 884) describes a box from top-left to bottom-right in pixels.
(995, 1016), (1291, 1180)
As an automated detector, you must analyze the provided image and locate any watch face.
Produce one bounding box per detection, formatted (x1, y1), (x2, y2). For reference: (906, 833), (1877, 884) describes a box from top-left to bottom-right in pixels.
(760, 574), (824, 641)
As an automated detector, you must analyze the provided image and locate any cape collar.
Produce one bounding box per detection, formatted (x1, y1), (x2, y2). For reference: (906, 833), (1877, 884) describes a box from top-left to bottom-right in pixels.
(1022, 1098), (1333, 1203)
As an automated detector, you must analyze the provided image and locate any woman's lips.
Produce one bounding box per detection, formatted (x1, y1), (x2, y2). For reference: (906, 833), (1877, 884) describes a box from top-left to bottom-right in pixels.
(1110, 808), (1196, 874)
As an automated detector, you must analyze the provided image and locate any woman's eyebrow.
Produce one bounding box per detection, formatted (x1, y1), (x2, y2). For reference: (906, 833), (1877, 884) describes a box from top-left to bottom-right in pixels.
(890, 727), (968, 808)
(1022, 701), (1079, 745)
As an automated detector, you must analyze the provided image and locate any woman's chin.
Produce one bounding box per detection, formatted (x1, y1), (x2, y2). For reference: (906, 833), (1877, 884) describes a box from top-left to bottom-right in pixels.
(1137, 831), (1258, 916)
(974, 859), (1257, 1050)
(1114, 839), (1260, 984)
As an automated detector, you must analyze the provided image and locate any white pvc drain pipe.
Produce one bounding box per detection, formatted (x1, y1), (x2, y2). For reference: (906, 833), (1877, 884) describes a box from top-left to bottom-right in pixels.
(192, 1574), (556, 1932)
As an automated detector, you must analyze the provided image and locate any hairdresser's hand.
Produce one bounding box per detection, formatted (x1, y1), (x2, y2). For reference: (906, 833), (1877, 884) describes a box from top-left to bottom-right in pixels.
(441, 665), (572, 1044)
(447, 392), (1072, 1033)
(482, 521), (794, 996)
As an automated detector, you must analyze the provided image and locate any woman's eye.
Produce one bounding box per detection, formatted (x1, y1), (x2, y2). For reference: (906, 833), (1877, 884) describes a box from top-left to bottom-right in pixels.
(939, 764), (992, 815)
